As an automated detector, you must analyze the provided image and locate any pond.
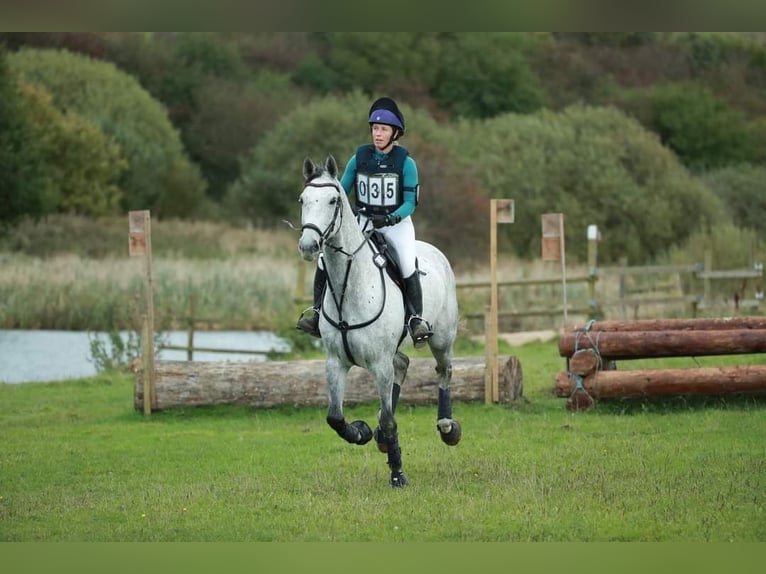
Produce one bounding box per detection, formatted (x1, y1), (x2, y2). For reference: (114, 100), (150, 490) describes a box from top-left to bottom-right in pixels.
(0, 329), (291, 384)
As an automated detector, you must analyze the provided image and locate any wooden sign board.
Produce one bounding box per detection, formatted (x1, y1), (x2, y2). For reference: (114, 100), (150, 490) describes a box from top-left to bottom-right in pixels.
(128, 210), (149, 257)
(541, 213), (564, 261)
(495, 199), (515, 224)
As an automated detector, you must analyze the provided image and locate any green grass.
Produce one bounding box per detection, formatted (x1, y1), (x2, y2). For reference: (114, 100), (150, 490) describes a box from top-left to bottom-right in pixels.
(2, 341), (765, 541)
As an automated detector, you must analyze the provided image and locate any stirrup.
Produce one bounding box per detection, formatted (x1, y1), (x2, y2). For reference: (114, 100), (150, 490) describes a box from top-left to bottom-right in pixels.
(296, 307), (321, 338)
(407, 315), (433, 348)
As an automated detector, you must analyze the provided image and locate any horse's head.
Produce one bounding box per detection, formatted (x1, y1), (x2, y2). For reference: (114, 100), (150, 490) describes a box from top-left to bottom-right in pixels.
(298, 155), (345, 261)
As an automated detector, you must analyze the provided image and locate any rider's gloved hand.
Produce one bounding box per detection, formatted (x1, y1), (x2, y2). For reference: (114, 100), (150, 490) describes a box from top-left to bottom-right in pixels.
(370, 214), (390, 229)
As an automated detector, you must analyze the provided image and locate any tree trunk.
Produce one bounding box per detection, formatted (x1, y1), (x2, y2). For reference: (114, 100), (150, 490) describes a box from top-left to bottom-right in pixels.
(565, 317), (766, 333)
(558, 329), (766, 359)
(135, 356), (523, 411)
(555, 364), (766, 399)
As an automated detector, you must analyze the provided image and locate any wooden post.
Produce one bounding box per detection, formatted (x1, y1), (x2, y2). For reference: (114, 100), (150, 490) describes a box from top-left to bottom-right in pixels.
(587, 224), (599, 314)
(186, 291), (195, 361)
(489, 202), (498, 404)
(704, 247), (713, 305)
(129, 210), (156, 414)
(488, 199), (514, 403)
(484, 304), (493, 404)
(542, 213), (567, 328)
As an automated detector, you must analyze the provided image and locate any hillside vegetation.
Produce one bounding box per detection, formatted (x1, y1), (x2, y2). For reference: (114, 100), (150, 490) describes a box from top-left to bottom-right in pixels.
(1, 33), (765, 265)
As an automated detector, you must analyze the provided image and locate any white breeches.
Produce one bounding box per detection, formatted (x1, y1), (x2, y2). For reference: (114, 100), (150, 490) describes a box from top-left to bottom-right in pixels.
(358, 215), (418, 278)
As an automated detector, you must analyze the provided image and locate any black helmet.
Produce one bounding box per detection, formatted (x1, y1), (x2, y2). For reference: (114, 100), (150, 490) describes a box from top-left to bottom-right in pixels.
(368, 96), (405, 138)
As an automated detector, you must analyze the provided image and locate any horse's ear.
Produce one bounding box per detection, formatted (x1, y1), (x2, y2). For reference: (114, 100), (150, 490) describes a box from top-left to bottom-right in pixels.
(325, 155), (338, 178)
(303, 157), (316, 181)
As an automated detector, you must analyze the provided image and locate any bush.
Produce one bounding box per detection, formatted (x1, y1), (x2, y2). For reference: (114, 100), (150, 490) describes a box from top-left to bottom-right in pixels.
(701, 164), (766, 237)
(9, 47), (210, 219)
(452, 105), (726, 264)
(18, 82), (126, 216)
(0, 48), (48, 226)
(434, 33), (547, 118)
(619, 82), (754, 170)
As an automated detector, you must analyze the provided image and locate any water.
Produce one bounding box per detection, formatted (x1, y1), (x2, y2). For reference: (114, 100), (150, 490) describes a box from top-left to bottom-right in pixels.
(0, 330), (291, 384)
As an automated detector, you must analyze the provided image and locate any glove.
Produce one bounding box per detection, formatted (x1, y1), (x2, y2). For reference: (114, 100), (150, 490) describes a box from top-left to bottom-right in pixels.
(369, 214), (390, 229)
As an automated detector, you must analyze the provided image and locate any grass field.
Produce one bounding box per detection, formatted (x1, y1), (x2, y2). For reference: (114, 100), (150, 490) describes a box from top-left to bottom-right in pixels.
(2, 340), (765, 542)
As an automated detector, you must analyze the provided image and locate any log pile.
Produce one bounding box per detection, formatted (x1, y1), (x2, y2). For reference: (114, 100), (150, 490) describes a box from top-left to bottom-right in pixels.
(135, 355), (523, 412)
(555, 317), (766, 411)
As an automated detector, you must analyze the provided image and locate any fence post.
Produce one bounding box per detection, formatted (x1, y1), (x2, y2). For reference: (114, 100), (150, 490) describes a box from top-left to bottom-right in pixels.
(587, 224), (600, 317)
(186, 291), (195, 361)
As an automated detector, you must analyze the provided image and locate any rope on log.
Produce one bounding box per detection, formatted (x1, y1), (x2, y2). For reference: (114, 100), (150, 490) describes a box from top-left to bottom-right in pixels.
(134, 355), (523, 411)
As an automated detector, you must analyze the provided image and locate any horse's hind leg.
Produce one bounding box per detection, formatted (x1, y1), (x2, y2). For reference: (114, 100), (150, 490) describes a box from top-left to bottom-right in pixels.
(325, 357), (372, 446)
(431, 344), (462, 446)
(374, 351), (409, 453)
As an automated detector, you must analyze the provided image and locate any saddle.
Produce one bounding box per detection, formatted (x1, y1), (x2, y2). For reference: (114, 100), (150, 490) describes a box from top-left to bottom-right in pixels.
(369, 231), (418, 319)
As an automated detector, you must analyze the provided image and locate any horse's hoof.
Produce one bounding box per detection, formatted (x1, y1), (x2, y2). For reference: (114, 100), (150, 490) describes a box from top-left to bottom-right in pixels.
(390, 471), (408, 488)
(439, 420), (462, 446)
(350, 420), (372, 445)
(373, 427), (388, 453)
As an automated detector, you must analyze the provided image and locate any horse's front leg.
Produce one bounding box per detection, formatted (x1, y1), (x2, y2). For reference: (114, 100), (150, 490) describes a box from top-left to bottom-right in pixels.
(325, 356), (372, 445)
(373, 360), (408, 488)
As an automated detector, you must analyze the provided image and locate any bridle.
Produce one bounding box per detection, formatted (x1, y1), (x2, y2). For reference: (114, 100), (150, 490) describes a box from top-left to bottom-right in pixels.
(300, 180), (344, 250)
(299, 178), (390, 366)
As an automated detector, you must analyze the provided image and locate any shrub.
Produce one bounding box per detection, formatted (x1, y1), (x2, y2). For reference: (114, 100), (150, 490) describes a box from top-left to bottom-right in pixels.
(452, 105), (725, 264)
(9, 47), (210, 219)
(0, 47), (48, 226)
(618, 82), (754, 170)
(701, 164), (766, 237)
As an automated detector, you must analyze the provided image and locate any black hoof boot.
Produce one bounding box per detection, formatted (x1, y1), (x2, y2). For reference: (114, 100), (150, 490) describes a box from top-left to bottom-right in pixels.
(438, 420), (462, 446)
(373, 427), (388, 453)
(390, 470), (408, 488)
(349, 420), (373, 445)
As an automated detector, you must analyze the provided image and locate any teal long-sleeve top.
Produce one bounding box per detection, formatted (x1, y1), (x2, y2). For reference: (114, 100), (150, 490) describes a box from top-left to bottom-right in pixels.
(339, 147), (419, 221)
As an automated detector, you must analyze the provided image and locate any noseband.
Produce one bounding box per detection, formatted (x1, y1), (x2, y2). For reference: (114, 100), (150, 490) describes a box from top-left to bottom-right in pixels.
(300, 181), (343, 249)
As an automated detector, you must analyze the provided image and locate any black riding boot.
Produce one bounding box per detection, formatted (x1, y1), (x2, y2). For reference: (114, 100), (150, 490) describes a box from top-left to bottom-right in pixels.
(296, 266), (326, 337)
(403, 271), (433, 348)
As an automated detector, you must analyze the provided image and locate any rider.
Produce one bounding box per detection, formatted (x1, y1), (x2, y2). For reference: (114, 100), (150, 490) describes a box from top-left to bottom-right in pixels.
(296, 96), (433, 347)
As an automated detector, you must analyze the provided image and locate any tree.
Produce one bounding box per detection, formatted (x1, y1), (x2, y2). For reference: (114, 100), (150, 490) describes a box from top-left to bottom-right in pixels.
(19, 82), (126, 216)
(0, 47), (47, 226)
(452, 105), (725, 263)
(9, 47), (209, 218)
(619, 82), (754, 170)
(434, 33), (547, 118)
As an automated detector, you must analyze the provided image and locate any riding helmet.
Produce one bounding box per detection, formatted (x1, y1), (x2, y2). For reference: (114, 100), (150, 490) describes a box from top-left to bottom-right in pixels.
(368, 97), (405, 138)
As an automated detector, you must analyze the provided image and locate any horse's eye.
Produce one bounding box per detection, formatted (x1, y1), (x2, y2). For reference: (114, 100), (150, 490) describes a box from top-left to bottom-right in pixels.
(329, 197), (337, 205)
(298, 197), (303, 205)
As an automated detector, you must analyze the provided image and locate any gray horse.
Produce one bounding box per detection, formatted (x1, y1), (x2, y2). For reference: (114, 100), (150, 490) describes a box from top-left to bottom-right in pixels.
(297, 155), (461, 488)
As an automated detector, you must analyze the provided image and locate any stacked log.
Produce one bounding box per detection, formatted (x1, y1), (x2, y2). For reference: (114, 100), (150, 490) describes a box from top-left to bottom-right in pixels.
(555, 317), (766, 410)
(135, 355), (523, 412)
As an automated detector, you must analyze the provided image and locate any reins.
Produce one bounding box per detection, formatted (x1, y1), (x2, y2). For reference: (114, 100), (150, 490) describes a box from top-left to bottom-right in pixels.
(301, 178), (388, 366)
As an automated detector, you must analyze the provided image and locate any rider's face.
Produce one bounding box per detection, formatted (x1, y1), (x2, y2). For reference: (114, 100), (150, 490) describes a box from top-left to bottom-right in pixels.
(371, 123), (395, 151)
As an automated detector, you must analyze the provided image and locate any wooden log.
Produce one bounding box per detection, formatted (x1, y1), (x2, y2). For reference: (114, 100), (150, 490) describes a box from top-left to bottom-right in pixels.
(555, 364), (766, 399)
(558, 329), (766, 359)
(565, 317), (766, 333)
(568, 349), (601, 376)
(134, 355), (523, 411)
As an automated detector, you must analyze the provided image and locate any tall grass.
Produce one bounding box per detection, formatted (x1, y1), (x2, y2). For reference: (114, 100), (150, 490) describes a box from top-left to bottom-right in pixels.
(1, 341), (764, 541)
(1, 216), (762, 333)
